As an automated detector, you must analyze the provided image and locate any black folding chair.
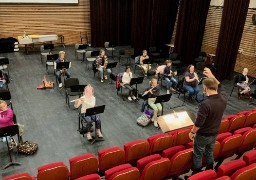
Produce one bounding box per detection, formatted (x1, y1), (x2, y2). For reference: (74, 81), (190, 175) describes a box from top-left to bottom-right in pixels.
(0, 89), (13, 109)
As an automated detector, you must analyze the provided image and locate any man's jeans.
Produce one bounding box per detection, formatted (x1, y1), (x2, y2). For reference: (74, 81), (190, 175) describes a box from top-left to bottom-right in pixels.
(193, 134), (217, 170)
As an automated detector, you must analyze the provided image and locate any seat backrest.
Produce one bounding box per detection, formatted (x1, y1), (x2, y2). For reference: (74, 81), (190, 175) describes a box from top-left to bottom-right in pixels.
(243, 149), (256, 165)
(37, 162), (69, 180)
(69, 153), (98, 180)
(230, 163), (256, 180)
(187, 170), (217, 180)
(147, 134), (174, 154)
(85, 51), (92, 58)
(136, 154), (161, 173)
(213, 141), (221, 160)
(105, 163), (132, 180)
(43, 44), (54, 50)
(140, 158), (171, 180)
(175, 128), (191, 146)
(0, 124), (19, 138)
(98, 146), (125, 171)
(228, 115), (246, 132)
(218, 119), (230, 134)
(162, 145), (186, 160)
(124, 139), (150, 163)
(2, 172), (33, 180)
(64, 78), (79, 88)
(244, 111), (256, 127)
(109, 167), (140, 180)
(238, 129), (256, 153)
(75, 173), (101, 180)
(169, 148), (193, 177)
(217, 159), (246, 177)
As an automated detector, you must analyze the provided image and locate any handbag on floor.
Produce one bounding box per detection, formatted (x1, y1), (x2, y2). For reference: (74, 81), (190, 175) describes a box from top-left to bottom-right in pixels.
(17, 141), (38, 155)
(137, 110), (152, 127)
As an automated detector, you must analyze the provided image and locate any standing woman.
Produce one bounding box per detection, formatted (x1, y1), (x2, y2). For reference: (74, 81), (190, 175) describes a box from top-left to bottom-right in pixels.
(142, 78), (162, 128)
(122, 66), (137, 101)
(183, 65), (200, 99)
(74, 85), (103, 141)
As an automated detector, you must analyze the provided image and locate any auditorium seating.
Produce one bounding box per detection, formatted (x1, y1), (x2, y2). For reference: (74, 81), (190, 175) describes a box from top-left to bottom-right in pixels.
(137, 154), (161, 173)
(98, 146), (125, 172)
(187, 170), (217, 180)
(243, 149), (256, 165)
(105, 164), (132, 180)
(108, 167), (140, 180)
(2, 172), (35, 180)
(218, 119), (230, 134)
(76, 174), (101, 180)
(37, 162), (69, 180)
(217, 159), (246, 177)
(227, 114), (246, 132)
(230, 163), (256, 180)
(69, 153), (98, 180)
(147, 133), (174, 154)
(124, 139), (150, 163)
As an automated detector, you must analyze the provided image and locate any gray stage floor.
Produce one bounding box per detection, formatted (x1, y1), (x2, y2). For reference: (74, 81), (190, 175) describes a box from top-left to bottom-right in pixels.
(0, 45), (255, 178)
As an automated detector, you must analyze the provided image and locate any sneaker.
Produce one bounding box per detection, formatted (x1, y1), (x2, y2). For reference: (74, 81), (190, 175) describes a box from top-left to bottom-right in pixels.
(167, 90), (170, 94)
(58, 83), (62, 88)
(132, 96), (136, 100)
(101, 79), (103, 83)
(104, 75), (108, 80)
(86, 133), (93, 141)
(128, 96), (132, 101)
(154, 121), (159, 128)
(96, 129), (103, 138)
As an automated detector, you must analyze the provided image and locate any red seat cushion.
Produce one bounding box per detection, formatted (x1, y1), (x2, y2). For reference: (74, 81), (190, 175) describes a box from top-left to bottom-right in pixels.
(104, 163), (132, 180)
(187, 170), (217, 180)
(222, 115), (237, 120)
(214, 176), (231, 180)
(216, 132), (232, 143)
(162, 145), (186, 159)
(230, 163), (256, 180)
(3, 172), (35, 180)
(75, 174), (101, 180)
(109, 167), (140, 180)
(37, 162), (69, 180)
(243, 150), (256, 165)
(217, 159), (246, 177)
(237, 110), (252, 116)
(136, 154), (161, 173)
(233, 127), (252, 135)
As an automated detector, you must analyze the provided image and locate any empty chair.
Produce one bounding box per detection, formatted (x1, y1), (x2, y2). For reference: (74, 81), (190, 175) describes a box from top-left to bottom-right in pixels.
(218, 119), (230, 134)
(233, 127), (252, 135)
(169, 148), (193, 178)
(46, 54), (58, 74)
(98, 146), (125, 172)
(162, 145), (186, 160)
(86, 50), (99, 69)
(2, 172), (35, 180)
(217, 159), (246, 177)
(75, 44), (88, 61)
(104, 42), (115, 58)
(230, 163), (256, 180)
(105, 164), (140, 180)
(137, 154), (161, 173)
(37, 162), (69, 180)
(228, 114), (246, 132)
(40, 44), (54, 63)
(243, 150), (256, 165)
(216, 132), (232, 143)
(64, 78), (80, 108)
(187, 170), (217, 180)
(105, 164), (132, 180)
(140, 158), (171, 180)
(76, 174), (101, 180)
(174, 128), (192, 146)
(69, 153), (98, 180)
(147, 134), (174, 154)
(0, 89), (13, 109)
(124, 139), (150, 164)
(243, 111), (256, 127)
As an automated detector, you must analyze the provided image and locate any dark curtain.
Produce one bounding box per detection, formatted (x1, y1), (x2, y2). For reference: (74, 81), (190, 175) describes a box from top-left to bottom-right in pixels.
(90, 0), (132, 47)
(131, 0), (179, 56)
(174, 0), (210, 65)
(214, 0), (250, 80)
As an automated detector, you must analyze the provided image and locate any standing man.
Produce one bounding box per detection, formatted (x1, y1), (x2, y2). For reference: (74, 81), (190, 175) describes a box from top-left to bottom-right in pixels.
(189, 68), (227, 174)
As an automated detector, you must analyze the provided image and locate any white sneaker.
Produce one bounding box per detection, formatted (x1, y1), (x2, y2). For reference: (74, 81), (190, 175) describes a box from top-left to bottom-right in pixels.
(154, 121), (159, 128)
(128, 96), (132, 101)
(101, 79), (103, 83)
(86, 132), (93, 141)
(96, 129), (103, 138)
(167, 90), (170, 94)
(58, 83), (62, 87)
(132, 96), (136, 100)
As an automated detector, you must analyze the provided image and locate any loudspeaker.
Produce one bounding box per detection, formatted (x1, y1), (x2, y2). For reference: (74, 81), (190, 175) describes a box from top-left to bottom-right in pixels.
(252, 14), (256, 25)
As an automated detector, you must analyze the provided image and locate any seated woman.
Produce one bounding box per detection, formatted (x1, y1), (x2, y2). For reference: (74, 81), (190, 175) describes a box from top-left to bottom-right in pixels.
(74, 85), (103, 141)
(96, 50), (111, 83)
(142, 78), (162, 128)
(183, 64), (200, 99)
(164, 60), (177, 94)
(0, 70), (7, 88)
(139, 50), (151, 76)
(55, 51), (71, 87)
(237, 68), (250, 97)
(122, 66), (137, 101)
(0, 100), (14, 128)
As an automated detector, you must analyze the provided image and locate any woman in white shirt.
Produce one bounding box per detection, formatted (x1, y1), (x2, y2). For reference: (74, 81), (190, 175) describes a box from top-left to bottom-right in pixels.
(122, 67), (136, 101)
(74, 84), (103, 141)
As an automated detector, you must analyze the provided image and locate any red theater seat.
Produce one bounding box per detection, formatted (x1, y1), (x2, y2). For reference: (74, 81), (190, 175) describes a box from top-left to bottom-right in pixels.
(37, 162), (69, 180)
(98, 146), (125, 172)
(243, 111), (256, 127)
(147, 134), (174, 154)
(236, 129), (256, 157)
(175, 128), (192, 146)
(230, 163), (256, 180)
(69, 153), (98, 180)
(187, 170), (217, 180)
(217, 159), (246, 177)
(3, 172), (35, 180)
(124, 139), (150, 163)
(76, 174), (101, 180)
(216, 132), (232, 142)
(136, 154), (161, 173)
(233, 127), (252, 135)
(162, 145), (186, 160)
(169, 148), (193, 178)
(228, 115), (246, 132)
(105, 163), (132, 180)
(109, 167), (140, 180)
(215, 176), (231, 180)
(218, 119), (230, 134)
(140, 158), (171, 180)
(243, 150), (256, 165)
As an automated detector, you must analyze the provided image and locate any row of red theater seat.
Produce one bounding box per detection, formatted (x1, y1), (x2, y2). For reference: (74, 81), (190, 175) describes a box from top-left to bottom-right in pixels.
(3, 108), (256, 180)
(188, 149), (256, 180)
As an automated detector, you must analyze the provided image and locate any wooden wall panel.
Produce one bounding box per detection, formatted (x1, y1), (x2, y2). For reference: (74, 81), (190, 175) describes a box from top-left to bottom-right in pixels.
(0, 0), (91, 45)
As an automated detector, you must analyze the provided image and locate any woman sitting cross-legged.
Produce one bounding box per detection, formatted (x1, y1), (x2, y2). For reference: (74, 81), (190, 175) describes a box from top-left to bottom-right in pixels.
(142, 78), (162, 128)
(74, 85), (103, 141)
(164, 60), (178, 94)
(122, 66), (137, 101)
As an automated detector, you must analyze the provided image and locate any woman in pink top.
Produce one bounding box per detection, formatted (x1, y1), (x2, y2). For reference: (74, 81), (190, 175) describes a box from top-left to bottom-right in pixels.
(0, 100), (14, 128)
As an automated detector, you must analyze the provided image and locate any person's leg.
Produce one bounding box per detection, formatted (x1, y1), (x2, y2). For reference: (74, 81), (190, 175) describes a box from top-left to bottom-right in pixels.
(170, 77), (178, 89)
(92, 115), (103, 138)
(183, 84), (194, 96)
(192, 134), (207, 174)
(65, 71), (71, 79)
(123, 84), (133, 100)
(81, 115), (93, 140)
(142, 65), (148, 75)
(205, 135), (217, 170)
(155, 103), (162, 116)
(97, 67), (104, 81)
(55, 70), (61, 83)
(165, 77), (171, 94)
(194, 84), (200, 96)
(148, 98), (159, 127)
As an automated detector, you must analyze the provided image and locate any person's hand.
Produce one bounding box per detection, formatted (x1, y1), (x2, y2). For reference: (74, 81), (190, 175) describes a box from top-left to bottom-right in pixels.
(189, 132), (195, 141)
(203, 67), (214, 78)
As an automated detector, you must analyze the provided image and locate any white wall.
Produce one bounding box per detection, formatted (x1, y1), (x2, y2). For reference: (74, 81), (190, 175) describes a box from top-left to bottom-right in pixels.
(210, 0), (256, 8)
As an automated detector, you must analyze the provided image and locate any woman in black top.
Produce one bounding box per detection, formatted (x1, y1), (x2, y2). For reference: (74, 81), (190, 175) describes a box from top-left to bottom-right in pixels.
(183, 64), (200, 98)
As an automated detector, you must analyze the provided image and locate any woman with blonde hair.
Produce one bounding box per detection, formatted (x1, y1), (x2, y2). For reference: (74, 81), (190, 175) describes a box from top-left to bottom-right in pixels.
(237, 68), (250, 96)
(74, 84), (103, 141)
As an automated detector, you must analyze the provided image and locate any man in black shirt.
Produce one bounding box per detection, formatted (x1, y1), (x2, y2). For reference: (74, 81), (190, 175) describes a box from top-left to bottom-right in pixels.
(189, 68), (227, 174)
